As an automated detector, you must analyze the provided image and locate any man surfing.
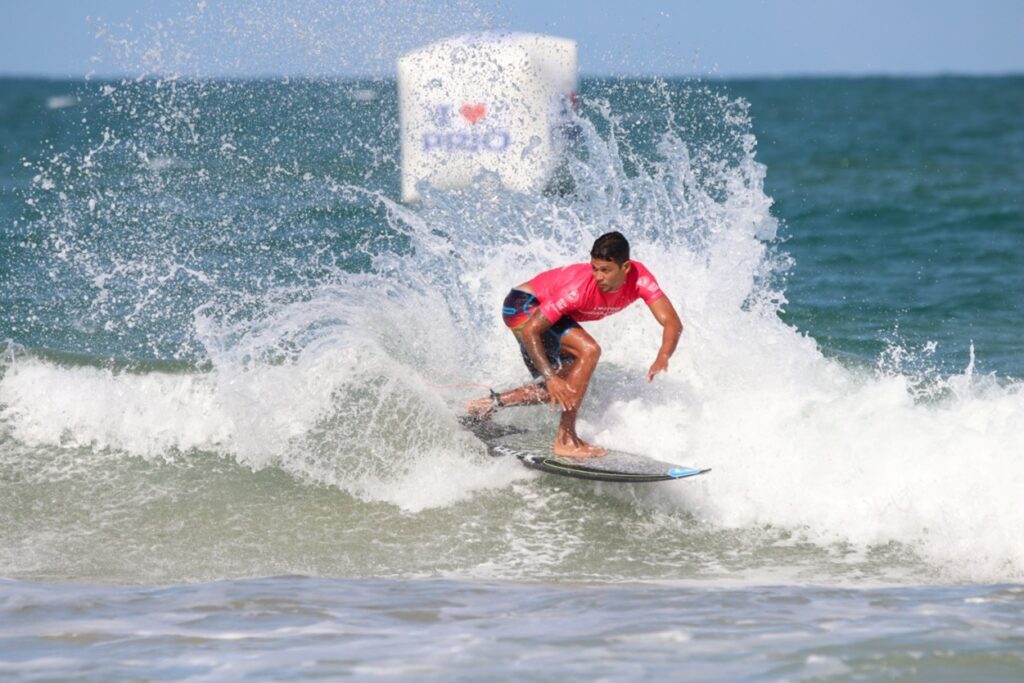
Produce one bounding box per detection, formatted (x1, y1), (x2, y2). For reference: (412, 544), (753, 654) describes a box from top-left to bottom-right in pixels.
(465, 231), (682, 457)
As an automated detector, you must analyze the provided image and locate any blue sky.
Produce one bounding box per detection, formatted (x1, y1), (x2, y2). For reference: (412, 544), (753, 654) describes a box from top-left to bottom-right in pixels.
(1, 0), (1022, 78)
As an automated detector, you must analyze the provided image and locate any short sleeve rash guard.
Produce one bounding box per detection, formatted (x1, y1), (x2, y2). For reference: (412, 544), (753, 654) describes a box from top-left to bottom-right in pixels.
(527, 260), (664, 324)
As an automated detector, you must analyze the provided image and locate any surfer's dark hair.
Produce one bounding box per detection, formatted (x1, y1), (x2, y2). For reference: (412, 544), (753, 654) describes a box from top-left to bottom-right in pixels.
(590, 231), (630, 265)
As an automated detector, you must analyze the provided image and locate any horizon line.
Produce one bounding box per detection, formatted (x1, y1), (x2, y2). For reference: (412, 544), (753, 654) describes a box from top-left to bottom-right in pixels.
(2, 69), (1022, 82)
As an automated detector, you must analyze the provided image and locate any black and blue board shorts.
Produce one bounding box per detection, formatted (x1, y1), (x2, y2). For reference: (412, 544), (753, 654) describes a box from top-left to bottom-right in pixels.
(502, 288), (580, 380)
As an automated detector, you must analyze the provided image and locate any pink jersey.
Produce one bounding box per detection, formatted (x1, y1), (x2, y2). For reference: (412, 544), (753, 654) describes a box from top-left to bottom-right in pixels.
(528, 261), (664, 324)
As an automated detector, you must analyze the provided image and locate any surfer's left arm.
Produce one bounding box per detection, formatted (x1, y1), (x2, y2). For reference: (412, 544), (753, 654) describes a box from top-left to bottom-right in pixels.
(646, 296), (682, 382)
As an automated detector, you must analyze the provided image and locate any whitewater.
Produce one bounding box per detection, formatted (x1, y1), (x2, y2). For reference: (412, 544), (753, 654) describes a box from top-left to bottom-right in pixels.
(2, 77), (1023, 586)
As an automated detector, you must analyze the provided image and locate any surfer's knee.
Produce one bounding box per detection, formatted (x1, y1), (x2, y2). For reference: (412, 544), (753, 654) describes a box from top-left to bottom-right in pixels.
(579, 338), (601, 363)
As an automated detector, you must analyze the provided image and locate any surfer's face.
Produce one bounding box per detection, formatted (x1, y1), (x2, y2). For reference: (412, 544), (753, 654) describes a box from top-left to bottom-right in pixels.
(591, 258), (630, 292)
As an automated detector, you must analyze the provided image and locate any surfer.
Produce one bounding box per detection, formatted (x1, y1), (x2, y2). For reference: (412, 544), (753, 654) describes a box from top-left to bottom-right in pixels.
(465, 231), (682, 457)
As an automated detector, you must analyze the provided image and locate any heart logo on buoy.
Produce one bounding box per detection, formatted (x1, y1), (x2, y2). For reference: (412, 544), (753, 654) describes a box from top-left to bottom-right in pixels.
(459, 103), (487, 124)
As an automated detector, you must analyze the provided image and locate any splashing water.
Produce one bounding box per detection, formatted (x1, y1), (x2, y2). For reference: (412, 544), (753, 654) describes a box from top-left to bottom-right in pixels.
(2, 5), (1024, 585)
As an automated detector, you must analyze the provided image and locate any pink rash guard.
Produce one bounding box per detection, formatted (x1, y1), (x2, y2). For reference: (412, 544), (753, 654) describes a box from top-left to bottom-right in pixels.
(527, 260), (664, 324)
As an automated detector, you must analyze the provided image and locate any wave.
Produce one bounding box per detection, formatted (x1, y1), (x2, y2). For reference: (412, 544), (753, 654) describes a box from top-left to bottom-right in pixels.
(3, 77), (1024, 583)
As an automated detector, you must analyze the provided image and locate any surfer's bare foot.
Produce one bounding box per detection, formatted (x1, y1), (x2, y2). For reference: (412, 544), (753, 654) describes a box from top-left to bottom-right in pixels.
(553, 438), (606, 458)
(464, 396), (495, 421)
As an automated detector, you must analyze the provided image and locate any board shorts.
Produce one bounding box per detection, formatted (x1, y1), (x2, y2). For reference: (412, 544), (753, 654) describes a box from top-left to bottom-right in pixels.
(502, 288), (580, 380)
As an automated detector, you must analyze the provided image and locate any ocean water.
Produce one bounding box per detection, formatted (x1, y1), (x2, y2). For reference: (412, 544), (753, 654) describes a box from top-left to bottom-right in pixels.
(1, 54), (1023, 681)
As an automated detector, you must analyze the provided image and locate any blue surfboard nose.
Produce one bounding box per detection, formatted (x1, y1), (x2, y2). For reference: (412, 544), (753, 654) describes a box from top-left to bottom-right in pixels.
(667, 467), (700, 478)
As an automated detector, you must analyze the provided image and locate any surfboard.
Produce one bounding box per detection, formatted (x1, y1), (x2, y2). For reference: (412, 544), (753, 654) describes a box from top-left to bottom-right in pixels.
(459, 416), (709, 483)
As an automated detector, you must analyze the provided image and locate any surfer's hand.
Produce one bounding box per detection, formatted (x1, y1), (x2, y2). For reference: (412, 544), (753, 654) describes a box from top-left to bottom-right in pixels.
(545, 376), (577, 411)
(647, 354), (669, 382)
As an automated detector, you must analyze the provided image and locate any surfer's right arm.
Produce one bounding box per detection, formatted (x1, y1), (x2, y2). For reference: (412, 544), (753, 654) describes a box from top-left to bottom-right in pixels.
(521, 310), (578, 412)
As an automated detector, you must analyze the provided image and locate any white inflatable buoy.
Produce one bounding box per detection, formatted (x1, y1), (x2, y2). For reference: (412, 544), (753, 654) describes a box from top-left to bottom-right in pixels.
(397, 32), (578, 202)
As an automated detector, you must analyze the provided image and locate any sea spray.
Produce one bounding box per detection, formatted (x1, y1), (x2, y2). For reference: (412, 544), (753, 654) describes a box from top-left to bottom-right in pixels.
(3, 39), (1024, 582)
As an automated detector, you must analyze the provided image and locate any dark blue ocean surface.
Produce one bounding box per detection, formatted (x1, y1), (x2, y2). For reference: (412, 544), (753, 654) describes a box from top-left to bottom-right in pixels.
(737, 77), (1024, 377)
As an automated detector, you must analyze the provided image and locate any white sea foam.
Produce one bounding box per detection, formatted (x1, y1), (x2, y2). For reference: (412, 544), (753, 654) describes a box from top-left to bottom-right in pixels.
(4, 83), (1024, 582)
(0, 281), (523, 513)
